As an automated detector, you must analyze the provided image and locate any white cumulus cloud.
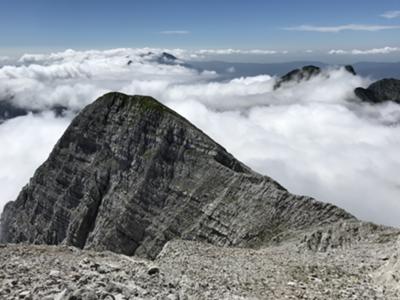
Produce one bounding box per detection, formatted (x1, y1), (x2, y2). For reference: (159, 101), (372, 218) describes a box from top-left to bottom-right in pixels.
(159, 30), (190, 35)
(381, 10), (400, 19)
(329, 46), (400, 55)
(0, 113), (71, 208)
(284, 24), (400, 33)
(196, 49), (280, 55)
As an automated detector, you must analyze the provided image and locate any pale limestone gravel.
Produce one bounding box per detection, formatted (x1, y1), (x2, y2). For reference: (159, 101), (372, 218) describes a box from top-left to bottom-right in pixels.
(1, 234), (399, 300)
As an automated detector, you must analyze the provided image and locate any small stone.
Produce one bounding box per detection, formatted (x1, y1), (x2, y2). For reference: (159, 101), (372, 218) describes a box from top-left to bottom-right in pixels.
(167, 293), (179, 300)
(90, 262), (100, 271)
(19, 290), (30, 298)
(312, 277), (322, 283)
(147, 265), (160, 276)
(49, 270), (61, 277)
(287, 281), (296, 287)
(54, 289), (68, 299)
(82, 258), (90, 264)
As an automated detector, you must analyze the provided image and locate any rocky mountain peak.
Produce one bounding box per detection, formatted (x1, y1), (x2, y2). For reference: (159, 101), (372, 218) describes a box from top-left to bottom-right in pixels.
(161, 52), (178, 61)
(344, 65), (357, 76)
(274, 64), (356, 90)
(274, 65), (321, 89)
(1, 92), (354, 259)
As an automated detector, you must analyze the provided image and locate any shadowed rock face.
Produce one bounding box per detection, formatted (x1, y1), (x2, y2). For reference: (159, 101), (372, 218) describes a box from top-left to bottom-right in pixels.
(344, 65), (357, 76)
(0, 92), (354, 258)
(159, 52), (178, 62)
(355, 78), (400, 104)
(0, 99), (68, 123)
(0, 100), (29, 121)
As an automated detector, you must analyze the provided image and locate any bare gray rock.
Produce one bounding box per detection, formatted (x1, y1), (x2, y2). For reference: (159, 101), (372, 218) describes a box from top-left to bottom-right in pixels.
(299, 221), (395, 252)
(0, 92), (353, 259)
(273, 65), (356, 90)
(273, 65), (321, 89)
(355, 78), (400, 104)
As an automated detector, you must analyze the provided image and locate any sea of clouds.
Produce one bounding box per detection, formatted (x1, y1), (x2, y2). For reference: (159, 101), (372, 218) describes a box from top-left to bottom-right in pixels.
(0, 48), (400, 226)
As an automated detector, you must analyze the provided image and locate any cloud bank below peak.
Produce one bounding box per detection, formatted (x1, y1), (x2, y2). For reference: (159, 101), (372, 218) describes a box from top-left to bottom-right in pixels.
(0, 48), (400, 228)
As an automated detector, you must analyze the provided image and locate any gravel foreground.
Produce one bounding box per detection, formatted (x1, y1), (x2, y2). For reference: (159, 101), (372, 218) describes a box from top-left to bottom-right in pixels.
(1, 229), (400, 300)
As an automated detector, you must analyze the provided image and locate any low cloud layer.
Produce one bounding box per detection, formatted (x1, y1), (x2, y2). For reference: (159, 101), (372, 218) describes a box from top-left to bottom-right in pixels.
(0, 48), (400, 227)
(0, 113), (71, 207)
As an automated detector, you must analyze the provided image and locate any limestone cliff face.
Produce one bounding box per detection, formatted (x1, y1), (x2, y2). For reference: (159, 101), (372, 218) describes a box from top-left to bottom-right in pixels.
(0, 92), (353, 258)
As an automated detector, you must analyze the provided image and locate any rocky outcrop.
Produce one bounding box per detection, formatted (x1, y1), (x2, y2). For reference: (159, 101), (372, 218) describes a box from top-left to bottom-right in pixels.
(158, 52), (178, 64)
(374, 237), (400, 294)
(299, 220), (397, 252)
(344, 65), (357, 76)
(133, 51), (179, 66)
(274, 65), (321, 89)
(274, 65), (356, 89)
(0, 92), (354, 258)
(355, 78), (400, 104)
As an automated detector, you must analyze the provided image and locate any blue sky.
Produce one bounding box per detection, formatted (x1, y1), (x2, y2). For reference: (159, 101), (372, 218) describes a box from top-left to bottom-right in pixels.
(1, 0), (400, 62)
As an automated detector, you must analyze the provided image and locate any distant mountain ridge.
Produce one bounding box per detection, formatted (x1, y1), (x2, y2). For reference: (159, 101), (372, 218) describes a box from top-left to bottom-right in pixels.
(0, 100), (68, 123)
(190, 60), (400, 80)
